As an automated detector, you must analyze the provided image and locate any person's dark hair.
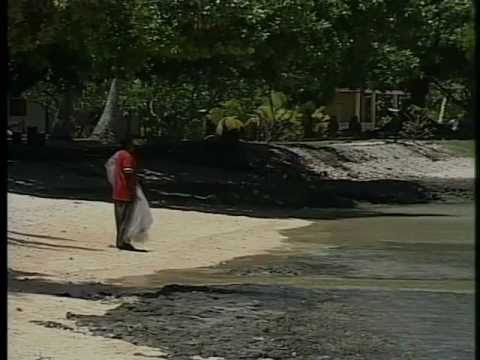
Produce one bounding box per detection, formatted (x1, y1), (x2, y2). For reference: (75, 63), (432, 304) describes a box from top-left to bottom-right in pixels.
(120, 137), (134, 150)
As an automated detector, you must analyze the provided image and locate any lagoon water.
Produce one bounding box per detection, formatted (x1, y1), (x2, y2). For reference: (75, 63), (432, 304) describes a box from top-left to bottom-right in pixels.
(117, 202), (475, 359)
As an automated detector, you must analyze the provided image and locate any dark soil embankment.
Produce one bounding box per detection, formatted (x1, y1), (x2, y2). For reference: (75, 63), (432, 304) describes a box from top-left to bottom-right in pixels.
(7, 140), (472, 210)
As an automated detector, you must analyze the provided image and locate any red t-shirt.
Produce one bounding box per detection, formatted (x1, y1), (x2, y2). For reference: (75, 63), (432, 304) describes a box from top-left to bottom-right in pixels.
(113, 150), (137, 202)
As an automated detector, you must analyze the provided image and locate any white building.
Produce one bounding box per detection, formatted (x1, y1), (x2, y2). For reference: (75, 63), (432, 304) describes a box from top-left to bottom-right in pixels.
(325, 88), (409, 131)
(7, 96), (48, 133)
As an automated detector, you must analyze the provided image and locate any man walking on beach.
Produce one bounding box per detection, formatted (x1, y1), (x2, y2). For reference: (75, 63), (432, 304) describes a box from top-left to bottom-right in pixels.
(107, 138), (143, 251)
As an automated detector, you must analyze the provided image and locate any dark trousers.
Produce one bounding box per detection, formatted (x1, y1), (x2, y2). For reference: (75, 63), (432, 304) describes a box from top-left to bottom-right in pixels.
(114, 201), (134, 247)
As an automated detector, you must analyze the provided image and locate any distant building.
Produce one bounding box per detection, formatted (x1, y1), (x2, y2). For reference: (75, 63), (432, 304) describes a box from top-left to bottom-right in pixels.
(325, 88), (409, 131)
(7, 96), (49, 133)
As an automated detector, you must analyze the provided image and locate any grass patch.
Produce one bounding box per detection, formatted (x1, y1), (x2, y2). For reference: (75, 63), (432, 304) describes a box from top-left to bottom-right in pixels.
(434, 140), (475, 157)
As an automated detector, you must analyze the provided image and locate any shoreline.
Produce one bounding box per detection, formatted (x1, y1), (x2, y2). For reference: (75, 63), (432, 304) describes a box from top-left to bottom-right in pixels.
(8, 193), (310, 284)
(8, 193), (474, 359)
(8, 192), (311, 360)
(7, 139), (474, 359)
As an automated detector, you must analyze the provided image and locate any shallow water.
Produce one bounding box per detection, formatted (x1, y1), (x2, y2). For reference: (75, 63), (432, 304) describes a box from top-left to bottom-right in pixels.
(109, 202), (475, 359)
(119, 203), (475, 294)
(277, 202), (475, 291)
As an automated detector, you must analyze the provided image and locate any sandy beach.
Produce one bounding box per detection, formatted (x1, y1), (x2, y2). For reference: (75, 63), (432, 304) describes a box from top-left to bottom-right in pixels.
(8, 192), (309, 360)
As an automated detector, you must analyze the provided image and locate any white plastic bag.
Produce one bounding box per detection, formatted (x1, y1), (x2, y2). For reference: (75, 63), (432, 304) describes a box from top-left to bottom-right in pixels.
(105, 154), (117, 186)
(124, 185), (153, 243)
(105, 153), (153, 244)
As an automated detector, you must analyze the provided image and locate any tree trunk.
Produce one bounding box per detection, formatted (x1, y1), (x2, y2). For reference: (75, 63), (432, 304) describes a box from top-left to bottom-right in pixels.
(437, 97), (447, 123)
(90, 78), (125, 143)
(266, 89), (275, 143)
(50, 89), (75, 140)
(303, 116), (313, 139)
(406, 78), (430, 107)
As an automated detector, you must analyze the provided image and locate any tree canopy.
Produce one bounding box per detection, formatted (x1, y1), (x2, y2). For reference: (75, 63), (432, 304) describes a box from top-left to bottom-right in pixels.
(8, 0), (475, 139)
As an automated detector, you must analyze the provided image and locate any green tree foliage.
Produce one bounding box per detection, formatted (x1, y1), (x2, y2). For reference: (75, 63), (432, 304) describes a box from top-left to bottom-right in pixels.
(310, 107), (331, 138)
(399, 105), (435, 140)
(397, 0), (473, 110)
(208, 100), (250, 142)
(9, 0), (474, 140)
(251, 91), (303, 142)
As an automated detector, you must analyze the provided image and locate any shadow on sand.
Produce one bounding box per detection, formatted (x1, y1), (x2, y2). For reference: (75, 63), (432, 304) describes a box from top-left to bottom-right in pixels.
(9, 142), (461, 221)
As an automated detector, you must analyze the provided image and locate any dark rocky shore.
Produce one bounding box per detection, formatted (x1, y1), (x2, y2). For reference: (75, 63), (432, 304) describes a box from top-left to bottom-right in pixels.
(7, 140), (473, 212)
(53, 283), (470, 360)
